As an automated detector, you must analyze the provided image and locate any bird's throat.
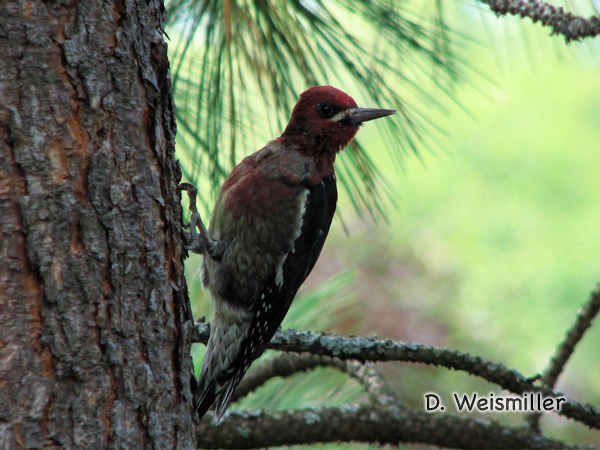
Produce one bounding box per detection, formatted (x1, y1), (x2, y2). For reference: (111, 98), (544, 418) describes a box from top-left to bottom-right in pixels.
(312, 152), (337, 178)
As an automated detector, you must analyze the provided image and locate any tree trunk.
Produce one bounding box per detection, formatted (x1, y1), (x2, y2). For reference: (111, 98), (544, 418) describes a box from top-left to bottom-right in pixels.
(0, 1), (196, 448)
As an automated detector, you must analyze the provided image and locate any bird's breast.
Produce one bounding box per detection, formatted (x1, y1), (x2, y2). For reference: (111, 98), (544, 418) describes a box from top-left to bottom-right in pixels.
(223, 171), (304, 223)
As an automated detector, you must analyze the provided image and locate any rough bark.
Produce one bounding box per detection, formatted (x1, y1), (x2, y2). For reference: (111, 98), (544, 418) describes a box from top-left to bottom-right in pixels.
(0, 1), (196, 448)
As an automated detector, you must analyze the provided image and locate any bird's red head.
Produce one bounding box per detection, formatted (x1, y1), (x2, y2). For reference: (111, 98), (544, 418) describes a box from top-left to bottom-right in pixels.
(280, 86), (395, 156)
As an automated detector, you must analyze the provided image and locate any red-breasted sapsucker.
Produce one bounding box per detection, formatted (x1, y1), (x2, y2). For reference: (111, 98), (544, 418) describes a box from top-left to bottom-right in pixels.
(195, 85), (395, 419)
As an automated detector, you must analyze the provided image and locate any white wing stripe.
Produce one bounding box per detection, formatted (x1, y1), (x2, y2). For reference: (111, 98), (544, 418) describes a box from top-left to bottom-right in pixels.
(275, 188), (309, 287)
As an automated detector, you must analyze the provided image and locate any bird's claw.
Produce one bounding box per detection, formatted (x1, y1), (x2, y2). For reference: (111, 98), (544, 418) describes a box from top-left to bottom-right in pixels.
(182, 229), (206, 253)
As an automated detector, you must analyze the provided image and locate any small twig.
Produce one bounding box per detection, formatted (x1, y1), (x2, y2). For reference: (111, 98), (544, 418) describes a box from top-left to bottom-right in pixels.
(196, 404), (582, 449)
(528, 284), (600, 430)
(341, 360), (402, 409)
(232, 353), (328, 402)
(192, 323), (600, 429)
(542, 284), (600, 388)
(479, 0), (600, 42)
(233, 354), (401, 410)
(233, 353), (333, 401)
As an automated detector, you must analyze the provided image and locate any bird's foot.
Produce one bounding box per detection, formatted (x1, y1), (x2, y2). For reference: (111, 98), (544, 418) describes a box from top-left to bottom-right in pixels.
(180, 182), (226, 261)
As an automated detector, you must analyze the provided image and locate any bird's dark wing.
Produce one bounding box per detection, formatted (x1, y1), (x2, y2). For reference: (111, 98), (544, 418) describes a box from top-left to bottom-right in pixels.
(213, 173), (338, 416)
(275, 172), (338, 320)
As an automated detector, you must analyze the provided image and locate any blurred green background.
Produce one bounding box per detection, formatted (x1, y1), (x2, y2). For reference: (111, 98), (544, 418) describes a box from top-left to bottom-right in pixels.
(169, 0), (600, 446)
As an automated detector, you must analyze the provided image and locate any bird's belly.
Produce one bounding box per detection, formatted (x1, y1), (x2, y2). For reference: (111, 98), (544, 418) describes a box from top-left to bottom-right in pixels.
(205, 192), (307, 309)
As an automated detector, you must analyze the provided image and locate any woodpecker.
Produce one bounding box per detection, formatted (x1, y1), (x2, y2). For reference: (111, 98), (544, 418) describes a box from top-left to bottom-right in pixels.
(193, 86), (395, 420)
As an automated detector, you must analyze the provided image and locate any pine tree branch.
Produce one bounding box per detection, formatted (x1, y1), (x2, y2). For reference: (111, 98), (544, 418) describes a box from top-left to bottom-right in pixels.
(192, 323), (600, 429)
(528, 283), (600, 430)
(479, 0), (600, 42)
(196, 404), (581, 449)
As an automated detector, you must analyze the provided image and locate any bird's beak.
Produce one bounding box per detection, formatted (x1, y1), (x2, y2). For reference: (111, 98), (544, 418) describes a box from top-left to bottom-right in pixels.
(344, 107), (396, 126)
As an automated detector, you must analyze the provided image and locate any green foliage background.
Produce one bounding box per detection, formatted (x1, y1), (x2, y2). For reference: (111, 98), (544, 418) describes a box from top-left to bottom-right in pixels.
(169, 0), (600, 446)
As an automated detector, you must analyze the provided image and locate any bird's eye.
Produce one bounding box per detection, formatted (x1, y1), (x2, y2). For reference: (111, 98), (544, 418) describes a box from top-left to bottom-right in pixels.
(318, 102), (335, 118)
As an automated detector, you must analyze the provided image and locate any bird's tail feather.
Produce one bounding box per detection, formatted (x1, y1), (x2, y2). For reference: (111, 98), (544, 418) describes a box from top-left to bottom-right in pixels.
(196, 361), (249, 420)
(215, 370), (245, 419)
(195, 313), (251, 420)
(195, 378), (217, 420)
